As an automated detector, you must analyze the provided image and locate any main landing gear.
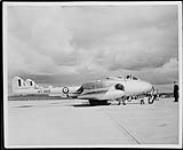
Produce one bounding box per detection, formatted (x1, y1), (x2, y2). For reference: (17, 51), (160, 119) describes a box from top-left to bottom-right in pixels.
(140, 96), (155, 105)
(117, 97), (126, 105)
(148, 96), (155, 104)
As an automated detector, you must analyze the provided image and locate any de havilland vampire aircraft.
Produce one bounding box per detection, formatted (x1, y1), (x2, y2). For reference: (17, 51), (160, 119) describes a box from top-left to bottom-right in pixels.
(11, 75), (157, 105)
(63, 75), (156, 105)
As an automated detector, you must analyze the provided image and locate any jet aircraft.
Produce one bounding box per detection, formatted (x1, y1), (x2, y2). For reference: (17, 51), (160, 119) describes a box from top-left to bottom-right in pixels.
(62, 75), (156, 105)
(11, 75), (156, 105)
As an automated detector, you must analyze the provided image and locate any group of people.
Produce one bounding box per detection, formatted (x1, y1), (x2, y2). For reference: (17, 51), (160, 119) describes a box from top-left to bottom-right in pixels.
(141, 81), (179, 104)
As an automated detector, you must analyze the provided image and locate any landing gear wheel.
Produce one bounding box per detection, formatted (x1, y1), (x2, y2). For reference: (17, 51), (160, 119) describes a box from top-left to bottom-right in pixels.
(140, 99), (145, 105)
(127, 96), (132, 102)
(122, 99), (126, 105)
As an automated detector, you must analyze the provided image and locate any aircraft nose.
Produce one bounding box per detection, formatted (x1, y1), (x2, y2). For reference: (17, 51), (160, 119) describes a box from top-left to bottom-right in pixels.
(143, 82), (153, 92)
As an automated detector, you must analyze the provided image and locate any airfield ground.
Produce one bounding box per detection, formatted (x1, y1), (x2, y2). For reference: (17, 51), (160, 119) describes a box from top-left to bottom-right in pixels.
(6, 97), (179, 147)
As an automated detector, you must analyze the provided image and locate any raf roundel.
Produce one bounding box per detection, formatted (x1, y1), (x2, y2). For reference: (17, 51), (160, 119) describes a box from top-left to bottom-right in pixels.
(63, 87), (69, 94)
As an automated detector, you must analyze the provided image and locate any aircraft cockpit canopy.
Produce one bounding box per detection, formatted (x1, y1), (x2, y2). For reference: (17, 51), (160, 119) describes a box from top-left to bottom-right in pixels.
(126, 75), (138, 80)
(76, 81), (105, 94)
(83, 81), (105, 89)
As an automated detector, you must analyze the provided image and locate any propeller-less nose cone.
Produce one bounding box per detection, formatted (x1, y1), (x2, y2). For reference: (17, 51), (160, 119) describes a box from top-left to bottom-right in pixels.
(142, 81), (153, 93)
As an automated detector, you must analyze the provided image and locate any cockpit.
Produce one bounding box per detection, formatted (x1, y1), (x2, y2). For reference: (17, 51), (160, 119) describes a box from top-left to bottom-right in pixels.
(126, 75), (138, 80)
(75, 81), (105, 94)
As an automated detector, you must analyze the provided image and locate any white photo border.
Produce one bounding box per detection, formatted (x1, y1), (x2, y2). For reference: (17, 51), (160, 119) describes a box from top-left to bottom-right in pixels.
(3, 1), (182, 149)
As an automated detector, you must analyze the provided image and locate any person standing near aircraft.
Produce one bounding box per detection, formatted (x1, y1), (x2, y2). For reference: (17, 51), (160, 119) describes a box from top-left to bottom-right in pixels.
(173, 81), (179, 102)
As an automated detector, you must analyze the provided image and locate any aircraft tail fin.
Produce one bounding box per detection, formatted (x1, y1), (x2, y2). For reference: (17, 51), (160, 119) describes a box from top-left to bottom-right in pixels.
(25, 79), (36, 88)
(12, 76), (39, 94)
(12, 76), (26, 93)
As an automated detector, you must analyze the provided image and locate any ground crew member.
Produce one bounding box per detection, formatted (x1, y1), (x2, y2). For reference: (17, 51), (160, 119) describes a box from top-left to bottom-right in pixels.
(173, 81), (179, 102)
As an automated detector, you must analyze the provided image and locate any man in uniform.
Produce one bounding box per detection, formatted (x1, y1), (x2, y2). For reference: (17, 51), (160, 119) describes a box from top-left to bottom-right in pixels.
(173, 81), (179, 102)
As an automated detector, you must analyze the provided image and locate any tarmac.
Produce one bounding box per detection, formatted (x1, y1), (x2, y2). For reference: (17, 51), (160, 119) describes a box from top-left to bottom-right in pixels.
(6, 97), (179, 147)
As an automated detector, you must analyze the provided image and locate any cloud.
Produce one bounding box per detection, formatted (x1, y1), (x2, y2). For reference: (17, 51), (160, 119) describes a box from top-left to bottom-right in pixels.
(94, 24), (178, 71)
(126, 58), (178, 85)
(6, 4), (179, 89)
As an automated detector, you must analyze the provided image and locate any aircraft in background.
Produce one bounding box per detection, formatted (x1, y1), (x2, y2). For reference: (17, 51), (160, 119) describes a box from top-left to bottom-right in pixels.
(11, 75), (157, 105)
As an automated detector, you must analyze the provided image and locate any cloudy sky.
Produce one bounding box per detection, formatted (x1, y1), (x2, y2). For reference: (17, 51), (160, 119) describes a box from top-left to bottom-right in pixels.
(6, 3), (179, 93)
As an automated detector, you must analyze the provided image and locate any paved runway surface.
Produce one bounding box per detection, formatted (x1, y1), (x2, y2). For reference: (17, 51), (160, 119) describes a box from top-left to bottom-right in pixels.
(7, 98), (179, 147)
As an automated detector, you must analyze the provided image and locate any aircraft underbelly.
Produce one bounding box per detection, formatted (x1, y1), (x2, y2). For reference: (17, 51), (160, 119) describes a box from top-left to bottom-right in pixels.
(78, 93), (106, 100)
(78, 90), (124, 100)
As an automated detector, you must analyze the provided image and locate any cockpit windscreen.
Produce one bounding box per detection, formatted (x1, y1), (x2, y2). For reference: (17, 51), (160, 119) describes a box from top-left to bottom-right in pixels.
(126, 75), (138, 80)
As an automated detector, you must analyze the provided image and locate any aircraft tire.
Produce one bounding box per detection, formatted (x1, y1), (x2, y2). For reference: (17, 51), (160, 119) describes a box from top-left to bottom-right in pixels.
(126, 96), (131, 102)
(127, 98), (132, 102)
(122, 99), (126, 105)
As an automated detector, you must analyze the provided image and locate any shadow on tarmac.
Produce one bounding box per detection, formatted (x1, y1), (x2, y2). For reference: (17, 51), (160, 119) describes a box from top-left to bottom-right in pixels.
(50, 102), (60, 104)
(72, 102), (111, 107)
(72, 101), (154, 107)
(72, 100), (152, 107)
(15, 105), (34, 108)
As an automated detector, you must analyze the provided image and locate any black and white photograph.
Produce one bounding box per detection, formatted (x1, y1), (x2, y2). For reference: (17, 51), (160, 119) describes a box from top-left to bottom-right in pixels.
(3, 1), (182, 148)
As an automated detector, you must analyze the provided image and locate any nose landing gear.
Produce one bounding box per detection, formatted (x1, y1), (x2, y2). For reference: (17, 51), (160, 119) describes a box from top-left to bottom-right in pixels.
(117, 97), (126, 105)
(148, 95), (155, 104)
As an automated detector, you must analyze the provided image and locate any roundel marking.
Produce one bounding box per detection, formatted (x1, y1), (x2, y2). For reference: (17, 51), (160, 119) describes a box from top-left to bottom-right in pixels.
(63, 87), (69, 94)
